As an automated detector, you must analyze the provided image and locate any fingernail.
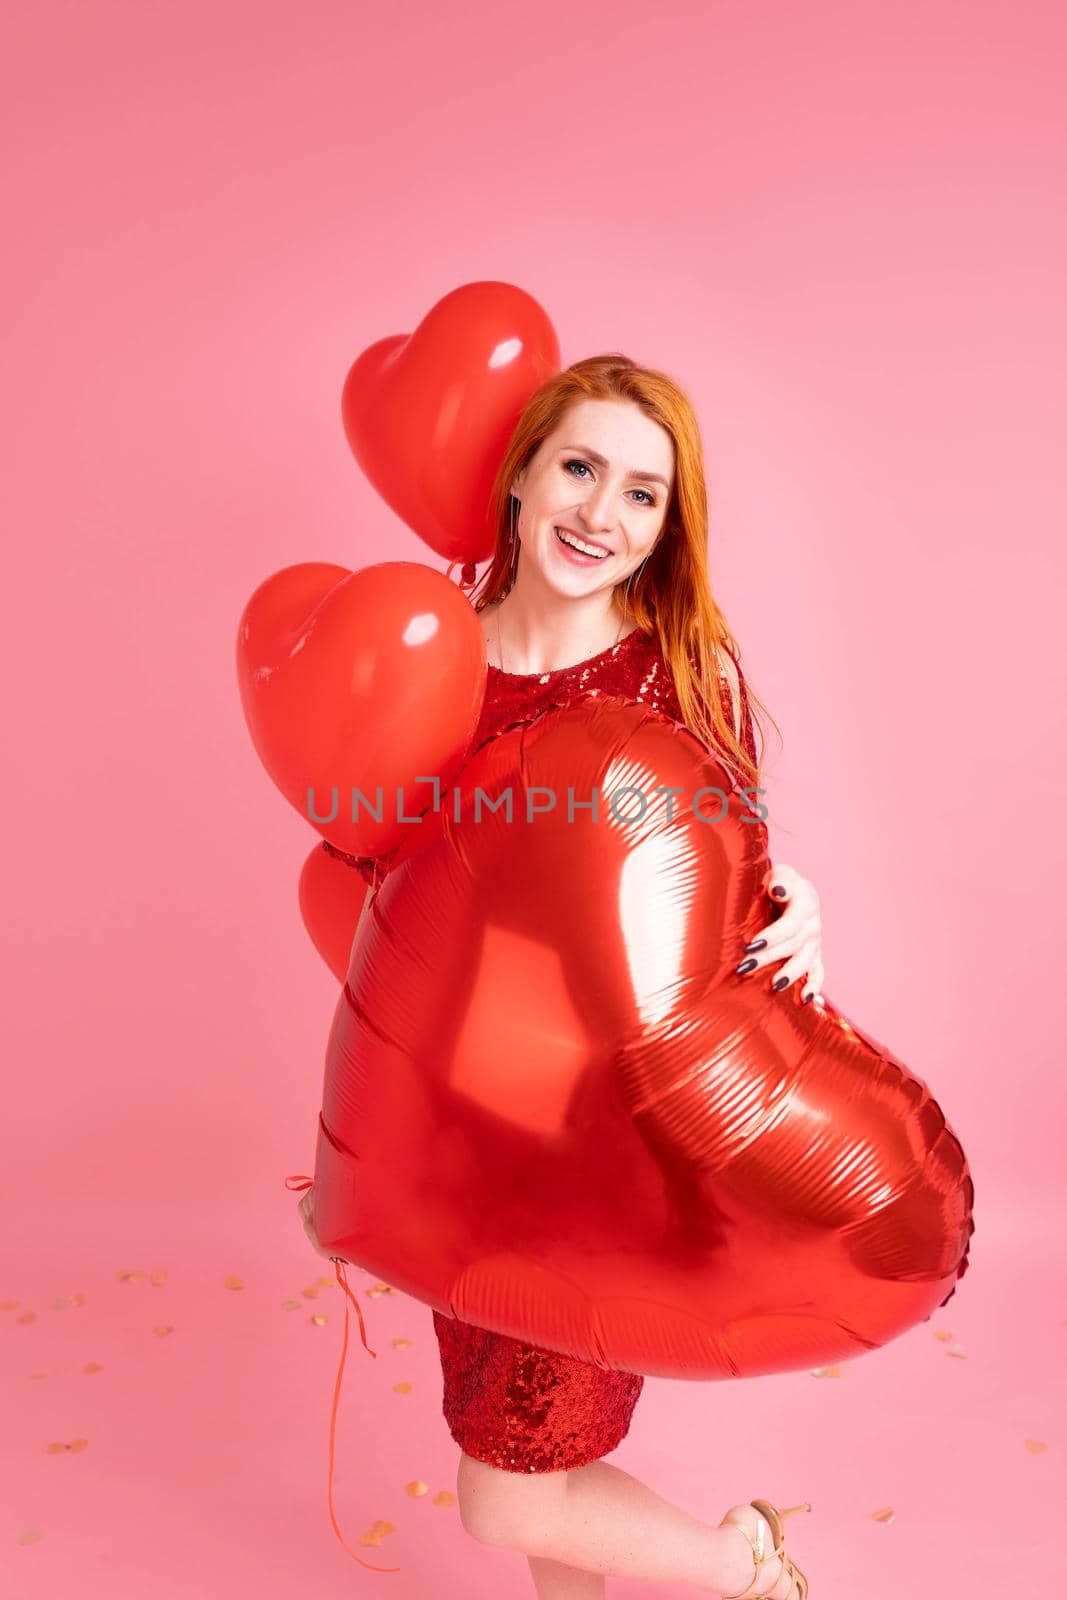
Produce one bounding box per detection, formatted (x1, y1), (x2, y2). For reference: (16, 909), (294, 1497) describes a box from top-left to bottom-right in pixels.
(802, 991), (814, 1004)
(736, 958), (758, 975)
(771, 885), (787, 899)
(772, 975), (790, 991)
(744, 938), (767, 952)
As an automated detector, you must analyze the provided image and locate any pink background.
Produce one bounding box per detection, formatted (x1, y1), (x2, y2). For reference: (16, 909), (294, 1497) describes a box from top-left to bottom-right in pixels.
(3, 0), (1064, 1593)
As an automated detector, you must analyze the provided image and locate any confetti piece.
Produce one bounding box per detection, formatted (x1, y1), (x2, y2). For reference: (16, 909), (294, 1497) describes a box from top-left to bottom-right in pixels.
(1, 1300), (20, 1311)
(18, 1529), (43, 1545)
(932, 1330), (954, 1342)
(392, 1382), (413, 1395)
(118, 1270), (147, 1283)
(393, 1337), (413, 1350)
(28, 1371), (48, 1380)
(311, 1314), (329, 1327)
(1024, 1440), (1048, 1455)
(871, 1507), (895, 1524)
(16, 1311), (37, 1325)
(47, 1439), (89, 1454)
(83, 1363), (104, 1376)
(810, 1365), (843, 1378)
(945, 1343), (967, 1359)
(368, 1283), (395, 1299)
(301, 1287), (321, 1300)
(281, 1298), (301, 1311)
(51, 1297), (71, 1310)
(71, 1293), (86, 1307)
(153, 1325), (174, 1337)
(406, 1480), (429, 1498)
(150, 1271), (167, 1287)
(316, 1276), (335, 1289)
(371, 1520), (396, 1534)
(224, 1275), (244, 1291)
(357, 1529), (383, 1546)
(432, 1491), (455, 1508)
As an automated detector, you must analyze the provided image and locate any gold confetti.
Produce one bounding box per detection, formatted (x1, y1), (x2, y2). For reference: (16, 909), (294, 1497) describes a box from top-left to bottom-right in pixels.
(871, 1506), (895, 1524)
(71, 1293), (86, 1307)
(46, 1439), (89, 1454)
(301, 1286), (321, 1300)
(311, 1314), (329, 1327)
(393, 1337), (413, 1350)
(392, 1382), (413, 1395)
(357, 1529), (382, 1546)
(118, 1270), (147, 1283)
(224, 1275), (244, 1291)
(406, 1479), (429, 1497)
(432, 1491), (455, 1508)
(371, 1519), (396, 1534)
(810, 1365), (843, 1378)
(281, 1298), (301, 1311)
(153, 1325), (174, 1337)
(945, 1343), (967, 1359)
(1024, 1439), (1048, 1455)
(51, 1296), (72, 1310)
(150, 1271), (167, 1287)
(932, 1330), (954, 1342)
(368, 1283), (395, 1299)
(1, 1299), (20, 1311)
(316, 1276), (335, 1289)
(83, 1363), (104, 1376)
(16, 1311), (37, 1325)
(18, 1529), (43, 1545)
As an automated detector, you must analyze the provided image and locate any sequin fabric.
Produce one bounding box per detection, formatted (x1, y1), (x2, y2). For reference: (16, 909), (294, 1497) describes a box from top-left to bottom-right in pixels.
(320, 625), (760, 1470)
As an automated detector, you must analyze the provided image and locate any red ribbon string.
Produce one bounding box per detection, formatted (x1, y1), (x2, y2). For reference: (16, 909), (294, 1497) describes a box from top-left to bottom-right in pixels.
(284, 1174), (401, 1575)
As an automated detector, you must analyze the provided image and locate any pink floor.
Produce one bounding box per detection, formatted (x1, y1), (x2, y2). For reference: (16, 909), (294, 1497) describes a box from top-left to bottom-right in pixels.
(3, 1191), (1061, 1597)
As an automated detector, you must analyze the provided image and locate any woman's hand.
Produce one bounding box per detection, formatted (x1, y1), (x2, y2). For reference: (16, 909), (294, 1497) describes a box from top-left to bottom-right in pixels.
(735, 862), (825, 1004)
(297, 1185), (346, 1265)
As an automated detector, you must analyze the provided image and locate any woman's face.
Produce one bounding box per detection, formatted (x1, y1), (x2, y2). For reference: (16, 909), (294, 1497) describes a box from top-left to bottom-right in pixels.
(510, 398), (675, 600)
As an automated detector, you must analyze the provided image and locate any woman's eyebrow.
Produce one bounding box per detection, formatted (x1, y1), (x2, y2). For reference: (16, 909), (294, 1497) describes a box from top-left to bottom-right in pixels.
(560, 444), (669, 491)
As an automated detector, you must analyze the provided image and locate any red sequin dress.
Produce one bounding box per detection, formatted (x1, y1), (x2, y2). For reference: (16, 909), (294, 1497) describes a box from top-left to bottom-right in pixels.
(324, 624), (758, 1473)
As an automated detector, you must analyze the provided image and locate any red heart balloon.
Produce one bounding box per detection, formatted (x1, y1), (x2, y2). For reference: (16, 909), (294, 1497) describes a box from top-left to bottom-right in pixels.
(299, 840), (368, 983)
(312, 697), (973, 1380)
(236, 560), (486, 859)
(341, 282), (561, 566)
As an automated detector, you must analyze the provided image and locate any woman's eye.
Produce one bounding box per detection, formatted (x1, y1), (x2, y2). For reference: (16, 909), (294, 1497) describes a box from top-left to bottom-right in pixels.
(563, 459), (656, 506)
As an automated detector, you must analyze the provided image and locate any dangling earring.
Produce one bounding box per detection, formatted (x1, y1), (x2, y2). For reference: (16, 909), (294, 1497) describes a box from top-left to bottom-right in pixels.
(508, 497), (520, 590)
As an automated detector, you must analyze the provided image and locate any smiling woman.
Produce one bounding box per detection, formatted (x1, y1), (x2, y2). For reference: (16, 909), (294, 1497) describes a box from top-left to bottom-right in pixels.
(307, 355), (826, 1600)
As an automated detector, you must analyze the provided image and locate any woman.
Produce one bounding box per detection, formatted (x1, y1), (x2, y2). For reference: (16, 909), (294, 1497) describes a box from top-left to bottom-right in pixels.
(306, 354), (822, 1598)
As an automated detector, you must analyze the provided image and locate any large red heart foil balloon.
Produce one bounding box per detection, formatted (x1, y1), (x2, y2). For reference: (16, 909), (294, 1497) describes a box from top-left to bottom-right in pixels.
(236, 560), (485, 860)
(341, 281), (561, 567)
(313, 697), (974, 1380)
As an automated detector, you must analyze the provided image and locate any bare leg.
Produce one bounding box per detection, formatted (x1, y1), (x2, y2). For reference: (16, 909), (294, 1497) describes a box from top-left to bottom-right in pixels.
(456, 1452), (771, 1593)
(526, 1553), (606, 1600)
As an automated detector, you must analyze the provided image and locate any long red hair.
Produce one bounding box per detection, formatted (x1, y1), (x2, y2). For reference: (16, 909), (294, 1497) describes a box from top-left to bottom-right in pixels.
(468, 353), (777, 790)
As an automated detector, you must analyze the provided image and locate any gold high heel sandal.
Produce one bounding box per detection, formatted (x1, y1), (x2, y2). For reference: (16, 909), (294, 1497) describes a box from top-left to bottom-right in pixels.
(721, 1499), (812, 1599)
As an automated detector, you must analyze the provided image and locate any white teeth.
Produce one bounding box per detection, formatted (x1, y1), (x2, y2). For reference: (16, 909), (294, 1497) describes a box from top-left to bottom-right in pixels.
(556, 527), (608, 558)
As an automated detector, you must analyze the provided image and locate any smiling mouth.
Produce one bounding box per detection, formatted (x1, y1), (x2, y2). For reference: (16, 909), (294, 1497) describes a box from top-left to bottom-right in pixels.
(555, 526), (611, 559)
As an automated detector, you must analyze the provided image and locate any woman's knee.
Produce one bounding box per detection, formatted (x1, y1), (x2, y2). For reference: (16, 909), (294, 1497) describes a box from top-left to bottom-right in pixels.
(455, 1450), (564, 1547)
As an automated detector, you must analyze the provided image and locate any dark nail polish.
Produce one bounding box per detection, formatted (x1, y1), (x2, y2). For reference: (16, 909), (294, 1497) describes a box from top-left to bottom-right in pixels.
(771, 885), (787, 898)
(772, 975), (790, 991)
(744, 938), (767, 953)
(802, 991), (813, 1004)
(736, 958), (758, 975)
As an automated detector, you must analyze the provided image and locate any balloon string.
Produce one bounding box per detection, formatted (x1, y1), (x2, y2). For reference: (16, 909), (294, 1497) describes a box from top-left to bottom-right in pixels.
(284, 1174), (401, 1575)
